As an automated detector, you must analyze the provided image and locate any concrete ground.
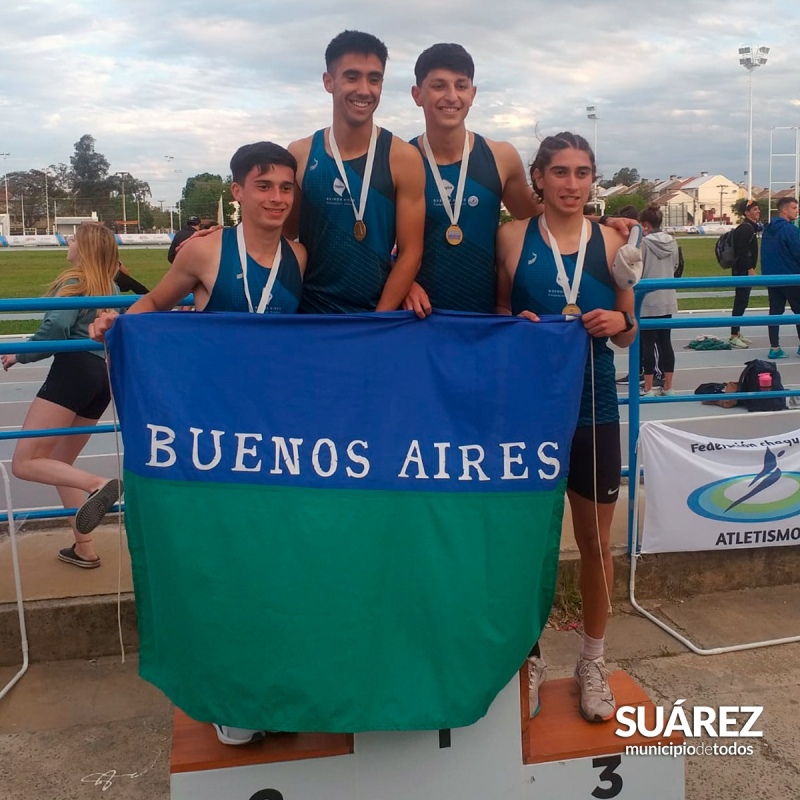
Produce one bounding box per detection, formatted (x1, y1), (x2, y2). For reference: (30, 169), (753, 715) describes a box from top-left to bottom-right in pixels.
(1, 584), (798, 799)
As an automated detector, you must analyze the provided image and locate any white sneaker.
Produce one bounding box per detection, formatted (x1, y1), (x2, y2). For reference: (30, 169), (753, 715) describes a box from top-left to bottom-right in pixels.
(729, 335), (749, 349)
(527, 655), (547, 718)
(212, 724), (267, 746)
(738, 334), (752, 345)
(574, 656), (616, 722)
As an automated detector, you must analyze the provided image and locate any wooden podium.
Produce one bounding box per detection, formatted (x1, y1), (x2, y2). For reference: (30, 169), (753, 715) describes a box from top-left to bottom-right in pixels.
(171, 669), (684, 799)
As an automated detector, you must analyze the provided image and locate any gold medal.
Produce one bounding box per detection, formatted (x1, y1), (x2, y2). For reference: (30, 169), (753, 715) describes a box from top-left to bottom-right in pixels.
(354, 220), (367, 241)
(562, 303), (581, 315)
(445, 224), (464, 246)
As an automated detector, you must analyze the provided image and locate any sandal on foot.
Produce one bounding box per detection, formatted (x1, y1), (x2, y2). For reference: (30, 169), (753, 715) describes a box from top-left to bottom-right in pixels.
(58, 544), (101, 569)
(75, 479), (123, 534)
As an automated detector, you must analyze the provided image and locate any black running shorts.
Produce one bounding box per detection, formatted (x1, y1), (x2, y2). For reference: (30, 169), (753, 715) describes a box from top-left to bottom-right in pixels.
(567, 422), (621, 504)
(36, 352), (111, 420)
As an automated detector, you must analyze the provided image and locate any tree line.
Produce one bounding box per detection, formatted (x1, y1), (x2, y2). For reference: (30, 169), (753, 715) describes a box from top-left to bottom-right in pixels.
(2, 134), (234, 234)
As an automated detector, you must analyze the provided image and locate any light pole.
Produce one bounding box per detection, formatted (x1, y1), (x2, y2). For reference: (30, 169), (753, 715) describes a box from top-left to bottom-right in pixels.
(168, 207), (174, 234)
(39, 167), (50, 234)
(1, 152), (9, 216)
(586, 106), (599, 163)
(716, 184), (728, 221)
(739, 45), (769, 199)
(115, 171), (130, 230)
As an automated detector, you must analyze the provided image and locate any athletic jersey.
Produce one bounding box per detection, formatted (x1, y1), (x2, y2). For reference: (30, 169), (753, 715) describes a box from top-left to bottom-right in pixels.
(412, 133), (501, 313)
(205, 227), (301, 314)
(511, 219), (618, 427)
(299, 128), (396, 314)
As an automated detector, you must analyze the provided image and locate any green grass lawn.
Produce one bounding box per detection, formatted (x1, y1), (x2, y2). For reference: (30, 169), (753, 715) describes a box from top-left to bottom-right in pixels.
(0, 237), (761, 334)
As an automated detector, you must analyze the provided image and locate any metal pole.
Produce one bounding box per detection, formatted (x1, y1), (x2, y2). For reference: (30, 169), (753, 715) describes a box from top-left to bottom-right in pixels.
(0, 152), (9, 216)
(20, 194), (25, 234)
(768, 128), (775, 223)
(747, 68), (754, 199)
(169, 207), (174, 234)
(795, 127), (800, 212)
(42, 168), (50, 234)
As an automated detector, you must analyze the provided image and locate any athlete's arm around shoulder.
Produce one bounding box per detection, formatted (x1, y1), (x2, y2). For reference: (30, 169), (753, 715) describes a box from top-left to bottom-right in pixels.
(486, 138), (542, 220)
(285, 136), (314, 240)
(377, 137), (426, 311)
(495, 219), (530, 315)
(581, 225), (636, 346)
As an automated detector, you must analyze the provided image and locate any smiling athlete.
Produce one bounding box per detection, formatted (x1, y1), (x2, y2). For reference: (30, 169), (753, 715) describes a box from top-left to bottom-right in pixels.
(287, 30), (425, 314)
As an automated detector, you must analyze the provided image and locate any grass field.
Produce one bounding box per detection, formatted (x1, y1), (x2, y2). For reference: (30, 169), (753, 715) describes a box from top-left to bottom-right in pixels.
(0, 237), (763, 333)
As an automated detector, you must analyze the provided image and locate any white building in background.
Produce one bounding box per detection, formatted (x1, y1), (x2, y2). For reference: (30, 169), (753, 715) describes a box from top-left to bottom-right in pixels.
(54, 212), (99, 236)
(679, 173), (744, 223)
(0, 213), (9, 236)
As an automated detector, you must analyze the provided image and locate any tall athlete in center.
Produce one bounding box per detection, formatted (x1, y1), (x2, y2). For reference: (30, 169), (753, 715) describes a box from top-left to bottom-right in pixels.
(288, 30), (426, 314)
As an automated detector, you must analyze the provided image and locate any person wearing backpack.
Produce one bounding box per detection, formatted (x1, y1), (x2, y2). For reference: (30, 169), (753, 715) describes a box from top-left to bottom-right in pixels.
(761, 197), (800, 359)
(728, 199), (761, 349)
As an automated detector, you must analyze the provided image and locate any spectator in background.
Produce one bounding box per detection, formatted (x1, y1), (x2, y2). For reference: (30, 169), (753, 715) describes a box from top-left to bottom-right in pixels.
(167, 215), (201, 263)
(761, 197), (800, 359)
(638, 203), (679, 397)
(729, 199), (761, 349)
(1, 223), (123, 567)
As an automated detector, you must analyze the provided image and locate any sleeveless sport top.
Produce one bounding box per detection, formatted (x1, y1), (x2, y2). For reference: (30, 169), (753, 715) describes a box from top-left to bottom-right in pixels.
(412, 133), (501, 312)
(511, 219), (618, 426)
(299, 128), (396, 314)
(205, 227), (301, 314)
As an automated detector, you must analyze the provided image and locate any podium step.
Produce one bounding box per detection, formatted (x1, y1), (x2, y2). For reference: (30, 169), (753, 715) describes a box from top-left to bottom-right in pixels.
(524, 670), (683, 764)
(170, 708), (353, 774)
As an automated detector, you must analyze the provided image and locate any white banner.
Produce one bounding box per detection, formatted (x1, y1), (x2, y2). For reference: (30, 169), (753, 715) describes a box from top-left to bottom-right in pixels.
(640, 422), (800, 553)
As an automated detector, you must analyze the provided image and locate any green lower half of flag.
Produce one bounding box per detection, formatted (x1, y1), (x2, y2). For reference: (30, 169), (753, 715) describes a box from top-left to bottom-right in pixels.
(124, 471), (565, 732)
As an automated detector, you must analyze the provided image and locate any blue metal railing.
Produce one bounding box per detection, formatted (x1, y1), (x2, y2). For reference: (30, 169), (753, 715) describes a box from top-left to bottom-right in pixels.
(626, 274), (800, 553)
(0, 294), (190, 524)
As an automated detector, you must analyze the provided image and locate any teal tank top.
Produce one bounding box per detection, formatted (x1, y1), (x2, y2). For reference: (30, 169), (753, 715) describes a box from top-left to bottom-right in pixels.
(412, 133), (501, 312)
(511, 219), (618, 426)
(299, 128), (396, 314)
(205, 227), (301, 314)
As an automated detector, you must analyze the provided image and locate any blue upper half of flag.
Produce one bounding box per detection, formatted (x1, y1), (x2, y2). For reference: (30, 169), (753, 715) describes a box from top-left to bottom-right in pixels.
(108, 310), (588, 493)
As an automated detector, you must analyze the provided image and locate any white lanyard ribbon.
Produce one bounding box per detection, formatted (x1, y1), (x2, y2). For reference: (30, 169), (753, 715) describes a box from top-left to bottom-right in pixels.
(328, 123), (378, 225)
(420, 131), (471, 227)
(237, 223), (281, 314)
(540, 215), (589, 309)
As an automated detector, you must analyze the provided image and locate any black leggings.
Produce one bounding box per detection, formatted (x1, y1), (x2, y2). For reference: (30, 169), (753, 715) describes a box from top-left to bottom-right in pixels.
(641, 315), (675, 375)
(767, 286), (800, 347)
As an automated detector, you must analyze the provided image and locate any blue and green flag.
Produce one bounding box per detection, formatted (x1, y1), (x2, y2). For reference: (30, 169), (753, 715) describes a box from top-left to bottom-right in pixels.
(109, 310), (587, 732)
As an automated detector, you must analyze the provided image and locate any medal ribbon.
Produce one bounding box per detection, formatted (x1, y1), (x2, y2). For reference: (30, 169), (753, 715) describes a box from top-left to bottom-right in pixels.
(421, 132), (471, 229)
(540, 215), (589, 311)
(237, 223), (282, 314)
(328, 123), (378, 229)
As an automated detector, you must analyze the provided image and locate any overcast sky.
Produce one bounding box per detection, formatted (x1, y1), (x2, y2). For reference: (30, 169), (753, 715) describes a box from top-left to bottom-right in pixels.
(2, 1), (798, 206)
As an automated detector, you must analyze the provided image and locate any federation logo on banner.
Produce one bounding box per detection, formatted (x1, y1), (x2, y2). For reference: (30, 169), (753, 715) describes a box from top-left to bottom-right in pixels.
(640, 423), (800, 553)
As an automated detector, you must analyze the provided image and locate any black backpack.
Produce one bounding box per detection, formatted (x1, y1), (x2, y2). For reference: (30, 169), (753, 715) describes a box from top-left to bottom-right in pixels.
(715, 230), (736, 269)
(737, 359), (787, 412)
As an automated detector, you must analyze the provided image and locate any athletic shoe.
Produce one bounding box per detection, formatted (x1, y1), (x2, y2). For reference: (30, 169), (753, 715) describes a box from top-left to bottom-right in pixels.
(769, 348), (788, 360)
(729, 335), (749, 349)
(527, 655), (547, 718)
(659, 388), (676, 397)
(796, 346), (800, 357)
(738, 334), (753, 345)
(640, 389), (658, 398)
(57, 543), (101, 569)
(75, 479), (123, 534)
(574, 656), (615, 722)
(213, 724), (267, 746)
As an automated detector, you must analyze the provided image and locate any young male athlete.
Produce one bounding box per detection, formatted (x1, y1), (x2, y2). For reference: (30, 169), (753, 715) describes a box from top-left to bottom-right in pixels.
(89, 141), (305, 747)
(287, 30), (426, 314)
(405, 43), (542, 315)
(405, 43), (634, 317)
(90, 141), (305, 326)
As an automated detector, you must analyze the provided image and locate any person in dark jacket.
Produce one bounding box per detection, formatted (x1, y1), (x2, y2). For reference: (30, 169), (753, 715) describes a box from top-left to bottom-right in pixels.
(167, 216), (201, 263)
(729, 199), (761, 349)
(761, 197), (800, 359)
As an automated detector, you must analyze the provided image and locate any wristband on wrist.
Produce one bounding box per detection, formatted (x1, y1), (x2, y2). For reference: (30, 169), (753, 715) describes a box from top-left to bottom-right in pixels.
(600, 214), (612, 226)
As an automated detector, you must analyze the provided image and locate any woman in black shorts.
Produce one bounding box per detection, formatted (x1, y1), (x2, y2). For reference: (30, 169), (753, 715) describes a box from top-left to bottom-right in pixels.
(1, 223), (124, 568)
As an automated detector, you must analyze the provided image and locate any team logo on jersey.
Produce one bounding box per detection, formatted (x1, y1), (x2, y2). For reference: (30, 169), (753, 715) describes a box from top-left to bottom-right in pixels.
(309, 158), (319, 172)
(687, 446), (800, 523)
(442, 179), (455, 198)
(527, 254), (538, 265)
(467, 195), (479, 207)
(333, 178), (346, 197)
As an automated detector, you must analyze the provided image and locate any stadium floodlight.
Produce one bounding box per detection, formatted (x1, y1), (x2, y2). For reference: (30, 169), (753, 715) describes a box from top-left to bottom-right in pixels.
(739, 45), (769, 199)
(586, 105), (600, 165)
